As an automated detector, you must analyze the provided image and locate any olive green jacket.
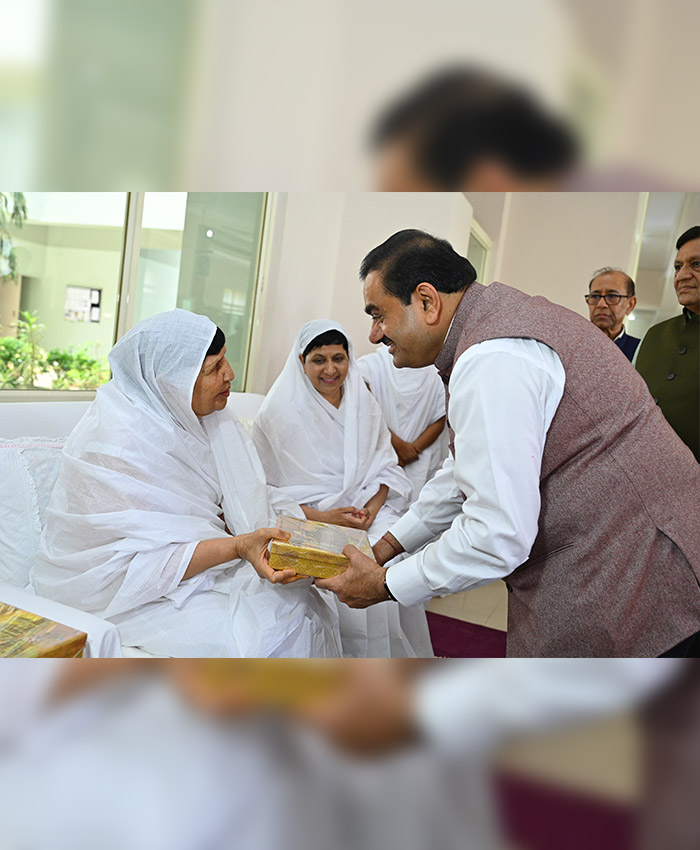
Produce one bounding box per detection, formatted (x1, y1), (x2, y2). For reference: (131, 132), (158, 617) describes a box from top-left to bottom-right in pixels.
(636, 308), (700, 461)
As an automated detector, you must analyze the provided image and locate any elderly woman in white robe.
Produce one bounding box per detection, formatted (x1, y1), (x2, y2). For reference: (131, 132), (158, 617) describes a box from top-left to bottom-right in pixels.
(252, 320), (433, 658)
(357, 344), (448, 502)
(33, 309), (341, 658)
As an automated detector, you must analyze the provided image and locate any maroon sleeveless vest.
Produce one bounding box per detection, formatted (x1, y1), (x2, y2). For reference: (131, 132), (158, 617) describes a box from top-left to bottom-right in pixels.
(435, 282), (700, 656)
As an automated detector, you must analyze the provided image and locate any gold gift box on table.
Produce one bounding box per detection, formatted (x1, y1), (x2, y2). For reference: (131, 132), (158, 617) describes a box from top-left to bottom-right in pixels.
(269, 515), (373, 578)
(0, 602), (87, 657)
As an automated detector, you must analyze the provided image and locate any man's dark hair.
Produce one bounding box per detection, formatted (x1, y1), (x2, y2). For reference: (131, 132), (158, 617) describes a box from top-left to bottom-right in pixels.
(359, 229), (476, 305)
(589, 266), (635, 296)
(676, 226), (700, 251)
(302, 329), (349, 360)
(371, 67), (579, 188)
(205, 326), (226, 358)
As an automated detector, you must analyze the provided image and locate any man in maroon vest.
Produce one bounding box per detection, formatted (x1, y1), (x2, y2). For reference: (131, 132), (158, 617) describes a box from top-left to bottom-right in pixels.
(316, 229), (700, 657)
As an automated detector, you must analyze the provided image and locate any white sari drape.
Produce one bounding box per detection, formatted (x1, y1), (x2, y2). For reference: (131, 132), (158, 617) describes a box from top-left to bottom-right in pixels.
(33, 309), (340, 657)
(357, 344), (449, 501)
(252, 320), (433, 658)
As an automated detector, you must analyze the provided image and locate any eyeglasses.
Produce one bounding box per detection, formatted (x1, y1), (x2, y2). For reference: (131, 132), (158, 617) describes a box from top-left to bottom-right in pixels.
(585, 293), (631, 306)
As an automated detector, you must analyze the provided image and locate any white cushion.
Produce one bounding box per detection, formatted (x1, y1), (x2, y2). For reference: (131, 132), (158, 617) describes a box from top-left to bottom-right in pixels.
(0, 401), (90, 439)
(0, 438), (65, 588)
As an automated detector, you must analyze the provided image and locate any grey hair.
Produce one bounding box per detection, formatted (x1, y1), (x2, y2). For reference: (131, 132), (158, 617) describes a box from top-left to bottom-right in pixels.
(589, 267), (635, 296)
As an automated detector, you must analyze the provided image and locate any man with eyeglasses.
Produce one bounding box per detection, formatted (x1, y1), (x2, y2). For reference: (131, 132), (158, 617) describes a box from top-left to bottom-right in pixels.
(585, 267), (640, 361)
(636, 226), (700, 462)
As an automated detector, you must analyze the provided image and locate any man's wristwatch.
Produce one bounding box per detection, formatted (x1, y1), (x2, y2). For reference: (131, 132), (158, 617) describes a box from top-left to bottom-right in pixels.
(383, 568), (397, 602)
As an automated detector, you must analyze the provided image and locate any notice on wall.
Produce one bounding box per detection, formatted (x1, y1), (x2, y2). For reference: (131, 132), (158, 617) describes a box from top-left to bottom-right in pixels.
(64, 286), (101, 323)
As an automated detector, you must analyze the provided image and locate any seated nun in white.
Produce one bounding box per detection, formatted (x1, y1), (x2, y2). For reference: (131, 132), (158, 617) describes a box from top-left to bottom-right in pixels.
(252, 320), (433, 658)
(357, 343), (448, 502)
(33, 309), (341, 658)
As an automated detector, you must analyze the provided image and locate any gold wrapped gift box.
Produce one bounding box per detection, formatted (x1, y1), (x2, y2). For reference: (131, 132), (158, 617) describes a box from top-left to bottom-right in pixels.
(269, 515), (373, 579)
(0, 602), (87, 657)
(192, 659), (344, 709)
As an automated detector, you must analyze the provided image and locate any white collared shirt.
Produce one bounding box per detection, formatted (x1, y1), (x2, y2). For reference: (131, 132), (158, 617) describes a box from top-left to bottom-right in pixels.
(414, 658), (680, 754)
(386, 337), (566, 606)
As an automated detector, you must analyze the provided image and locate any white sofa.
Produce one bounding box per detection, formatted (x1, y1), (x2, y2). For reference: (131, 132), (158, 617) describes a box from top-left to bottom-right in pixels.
(0, 394), (266, 657)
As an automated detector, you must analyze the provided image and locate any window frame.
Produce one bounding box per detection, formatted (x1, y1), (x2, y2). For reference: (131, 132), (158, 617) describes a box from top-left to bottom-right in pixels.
(467, 217), (492, 283)
(1, 192), (270, 401)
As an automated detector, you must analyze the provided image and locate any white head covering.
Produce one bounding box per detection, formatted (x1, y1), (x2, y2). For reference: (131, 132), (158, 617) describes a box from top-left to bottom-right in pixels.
(35, 310), (281, 619)
(252, 320), (411, 514)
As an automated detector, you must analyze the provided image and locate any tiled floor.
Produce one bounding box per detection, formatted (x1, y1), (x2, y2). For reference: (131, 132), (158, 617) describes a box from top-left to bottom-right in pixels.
(428, 580), (508, 631)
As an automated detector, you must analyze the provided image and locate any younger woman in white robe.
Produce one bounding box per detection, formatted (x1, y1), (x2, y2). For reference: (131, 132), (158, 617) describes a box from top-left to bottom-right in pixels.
(252, 320), (433, 658)
(33, 309), (341, 657)
(357, 344), (448, 502)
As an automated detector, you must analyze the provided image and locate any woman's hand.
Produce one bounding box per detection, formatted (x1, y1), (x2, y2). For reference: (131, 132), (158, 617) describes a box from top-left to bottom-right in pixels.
(391, 433), (420, 467)
(292, 660), (419, 755)
(348, 507), (374, 531)
(359, 484), (389, 532)
(326, 507), (372, 528)
(235, 527), (304, 585)
(303, 504), (370, 528)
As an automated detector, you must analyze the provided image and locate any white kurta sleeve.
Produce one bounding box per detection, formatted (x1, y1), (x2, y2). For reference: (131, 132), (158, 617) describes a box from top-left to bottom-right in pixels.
(388, 455), (465, 552)
(386, 338), (565, 607)
(414, 658), (681, 755)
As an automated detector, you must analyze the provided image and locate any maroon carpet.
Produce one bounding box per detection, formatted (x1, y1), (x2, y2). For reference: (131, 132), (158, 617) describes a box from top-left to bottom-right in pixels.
(496, 772), (636, 850)
(426, 610), (507, 657)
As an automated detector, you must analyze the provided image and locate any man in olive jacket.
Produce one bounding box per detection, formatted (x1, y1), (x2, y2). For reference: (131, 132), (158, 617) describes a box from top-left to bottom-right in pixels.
(636, 226), (700, 462)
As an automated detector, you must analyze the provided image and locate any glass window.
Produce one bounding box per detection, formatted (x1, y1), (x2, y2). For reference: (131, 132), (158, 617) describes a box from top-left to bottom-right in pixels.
(0, 192), (127, 391)
(135, 192), (267, 391)
(0, 192), (267, 395)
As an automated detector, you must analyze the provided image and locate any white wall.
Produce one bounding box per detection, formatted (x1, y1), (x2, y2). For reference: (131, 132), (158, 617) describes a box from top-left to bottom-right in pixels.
(495, 192), (644, 317)
(250, 192), (473, 392)
(250, 191), (653, 393)
(250, 193), (346, 394)
(189, 0), (573, 190)
(329, 193), (472, 358)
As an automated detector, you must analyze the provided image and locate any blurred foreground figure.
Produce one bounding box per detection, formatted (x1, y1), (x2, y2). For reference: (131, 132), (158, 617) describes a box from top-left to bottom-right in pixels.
(370, 65), (683, 191)
(638, 660), (700, 849)
(1, 660), (696, 850)
(0, 661), (495, 850)
(372, 67), (579, 191)
(294, 659), (696, 849)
